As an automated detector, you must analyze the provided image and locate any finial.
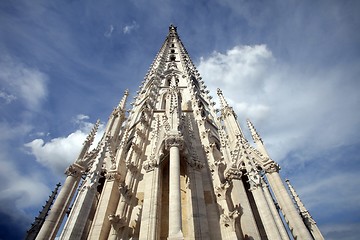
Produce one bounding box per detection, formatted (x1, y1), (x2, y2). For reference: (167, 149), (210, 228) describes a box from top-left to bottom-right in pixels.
(246, 119), (262, 143)
(169, 24), (177, 33)
(85, 119), (100, 145)
(217, 88), (229, 109)
(286, 179), (308, 215)
(117, 89), (129, 110)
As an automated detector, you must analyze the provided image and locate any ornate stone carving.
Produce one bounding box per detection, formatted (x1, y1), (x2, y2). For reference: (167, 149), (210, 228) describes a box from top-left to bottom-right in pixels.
(105, 172), (121, 182)
(65, 164), (83, 177)
(126, 161), (139, 173)
(108, 214), (127, 231)
(164, 134), (184, 150)
(246, 168), (262, 191)
(186, 159), (204, 171)
(119, 183), (133, 201)
(264, 162), (280, 173)
(220, 210), (240, 231)
(224, 167), (242, 181)
(215, 181), (230, 200)
(143, 158), (158, 172)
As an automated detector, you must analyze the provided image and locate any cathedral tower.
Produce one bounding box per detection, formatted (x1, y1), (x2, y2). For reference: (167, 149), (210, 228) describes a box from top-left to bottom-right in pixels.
(35, 25), (323, 240)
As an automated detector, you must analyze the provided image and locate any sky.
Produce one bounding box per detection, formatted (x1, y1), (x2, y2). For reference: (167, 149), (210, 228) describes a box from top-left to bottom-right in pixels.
(0, 0), (359, 239)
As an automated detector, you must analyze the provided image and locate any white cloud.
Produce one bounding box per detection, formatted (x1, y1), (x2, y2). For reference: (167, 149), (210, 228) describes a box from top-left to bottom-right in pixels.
(0, 89), (17, 104)
(104, 24), (115, 38)
(0, 56), (48, 111)
(25, 116), (104, 175)
(198, 44), (360, 163)
(123, 21), (139, 34)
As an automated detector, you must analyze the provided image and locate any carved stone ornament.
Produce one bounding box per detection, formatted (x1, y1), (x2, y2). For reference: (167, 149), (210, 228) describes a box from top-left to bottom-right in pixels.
(187, 159), (204, 171)
(105, 172), (121, 182)
(215, 181), (230, 200)
(220, 210), (240, 231)
(246, 169), (262, 191)
(108, 214), (127, 231)
(224, 167), (242, 181)
(119, 183), (133, 201)
(65, 164), (83, 177)
(264, 162), (280, 173)
(143, 158), (158, 172)
(164, 134), (184, 150)
(126, 161), (139, 173)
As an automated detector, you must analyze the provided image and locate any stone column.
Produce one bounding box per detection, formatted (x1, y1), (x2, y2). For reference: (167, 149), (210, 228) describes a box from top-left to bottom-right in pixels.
(165, 135), (184, 240)
(86, 172), (121, 240)
(139, 160), (160, 240)
(262, 182), (290, 240)
(265, 165), (313, 240)
(36, 164), (82, 240)
(248, 179), (282, 239)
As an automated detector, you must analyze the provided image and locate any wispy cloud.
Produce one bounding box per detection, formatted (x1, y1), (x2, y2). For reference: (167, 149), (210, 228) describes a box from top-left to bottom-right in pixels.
(104, 24), (115, 38)
(198, 44), (360, 163)
(0, 56), (48, 111)
(25, 115), (104, 175)
(123, 21), (139, 34)
(0, 89), (17, 104)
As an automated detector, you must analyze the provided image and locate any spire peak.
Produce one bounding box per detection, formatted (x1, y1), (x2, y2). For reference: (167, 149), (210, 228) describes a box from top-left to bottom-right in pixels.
(169, 24), (177, 32)
(118, 89), (129, 110)
(247, 118), (262, 143)
(216, 88), (229, 109)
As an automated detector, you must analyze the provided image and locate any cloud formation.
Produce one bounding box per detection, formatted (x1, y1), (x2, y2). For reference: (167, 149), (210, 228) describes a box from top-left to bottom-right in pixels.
(123, 21), (139, 34)
(0, 56), (48, 111)
(198, 44), (360, 163)
(104, 24), (115, 38)
(25, 115), (104, 176)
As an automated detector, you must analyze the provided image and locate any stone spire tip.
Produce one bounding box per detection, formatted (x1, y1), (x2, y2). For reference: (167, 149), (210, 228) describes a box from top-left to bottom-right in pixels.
(216, 88), (229, 109)
(247, 118), (262, 143)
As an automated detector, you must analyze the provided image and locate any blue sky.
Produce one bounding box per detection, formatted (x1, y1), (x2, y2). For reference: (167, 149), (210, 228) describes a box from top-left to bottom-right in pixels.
(0, 0), (359, 239)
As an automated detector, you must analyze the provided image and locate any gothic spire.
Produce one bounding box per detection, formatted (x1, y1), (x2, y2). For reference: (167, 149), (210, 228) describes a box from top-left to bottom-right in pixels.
(216, 88), (229, 109)
(247, 118), (263, 144)
(25, 183), (61, 240)
(285, 179), (308, 215)
(285, 179), (324, 239)
(76, 119), (100, 162)
(117, 89), (129, 111)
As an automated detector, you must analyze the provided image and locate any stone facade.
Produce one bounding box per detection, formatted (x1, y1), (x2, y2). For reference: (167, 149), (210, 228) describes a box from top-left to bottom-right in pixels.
(35, 25), (323, 240)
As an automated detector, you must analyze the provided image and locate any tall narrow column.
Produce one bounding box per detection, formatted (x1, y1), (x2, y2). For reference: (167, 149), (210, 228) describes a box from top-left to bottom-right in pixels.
(286, 179), (324, 240)
(165, 135), (184, 240)
(266, 166), (313, 240)
(36, 165), (82, 240)
(262, 181), (290, 240)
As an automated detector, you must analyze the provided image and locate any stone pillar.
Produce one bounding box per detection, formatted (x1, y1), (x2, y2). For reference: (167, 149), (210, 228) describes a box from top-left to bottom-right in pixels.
(249, 179), (282, 239)
(262, 182), (290, 240)
(36, 164), (82, 240)
(139, 160), (160, 240)
(225, 167), (260, 239)
(266, 165), (313, 240)
(187, 162), (209, 239)
(108, 172), (133, 240)
(87, 172), (121, 240)
(285, 179), (324, 240)
(165, 135), (184, 240)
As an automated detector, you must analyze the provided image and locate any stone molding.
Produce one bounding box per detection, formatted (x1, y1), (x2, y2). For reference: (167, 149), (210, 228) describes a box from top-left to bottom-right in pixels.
(108, 214), (127, 231)
(105, 172), (121, 182)
(264, 162), (280, 173)
(220, 209), (240, 232)
(143, 158), (158, 172)
(164, 134), (184, 150)
(224, 167), (242, 181)
(65, 163), (84, 177)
